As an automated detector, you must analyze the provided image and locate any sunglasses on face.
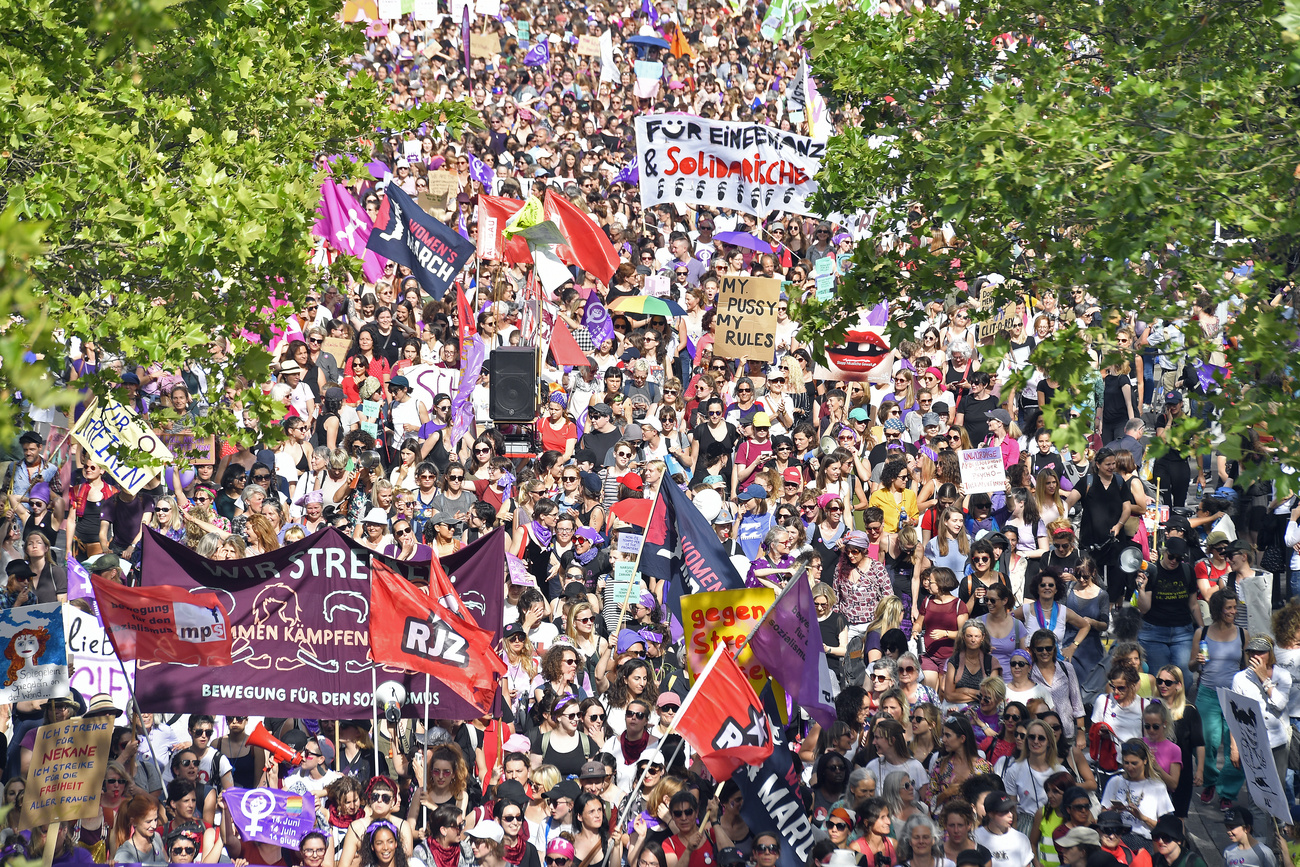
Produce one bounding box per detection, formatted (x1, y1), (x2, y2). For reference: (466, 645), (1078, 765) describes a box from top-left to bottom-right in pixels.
(1010, 660), (1029, 668)
(371, 792), (394, 804)
(755, 844), (780, 854)
(171, 847), (197, 856)
(672, 808), (696, 818)
(1156, 677), (1178, 687)
(827, 821), (849, 831)
(627, 710), (648, 720)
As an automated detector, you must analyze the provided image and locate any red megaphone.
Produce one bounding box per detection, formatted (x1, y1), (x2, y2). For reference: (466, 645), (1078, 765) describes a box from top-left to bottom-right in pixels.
(246, 722), (302, 765)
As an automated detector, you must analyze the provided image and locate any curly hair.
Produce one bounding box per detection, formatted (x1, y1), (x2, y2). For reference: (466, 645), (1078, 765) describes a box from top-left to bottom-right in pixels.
(426, 744), (468, 797)
(360, 821), (409, 867)
(4, 628), (49, 686)
(604, 659), (658, 710)
(540, 644), (580, 685)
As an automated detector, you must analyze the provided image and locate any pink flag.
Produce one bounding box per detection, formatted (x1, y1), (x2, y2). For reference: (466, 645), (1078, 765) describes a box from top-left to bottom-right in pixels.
(313, 180), (386, 283)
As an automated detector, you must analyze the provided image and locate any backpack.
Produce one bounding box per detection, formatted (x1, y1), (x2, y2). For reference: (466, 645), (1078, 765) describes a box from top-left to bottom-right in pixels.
(1088, 694), (1147, 773)
(843, 634), (868, 688)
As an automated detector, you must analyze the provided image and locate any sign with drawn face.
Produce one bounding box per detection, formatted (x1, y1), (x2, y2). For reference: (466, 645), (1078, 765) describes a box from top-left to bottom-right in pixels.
(136, 527), (506, 719)
(0, 604), (69, 705)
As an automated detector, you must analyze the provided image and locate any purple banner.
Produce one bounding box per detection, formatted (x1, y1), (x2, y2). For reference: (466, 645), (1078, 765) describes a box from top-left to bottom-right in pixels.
(581, 290), (616, 348)
(137, 527), (506, 719)
(313, 180), (386, 283)
(225, 787), (315, 848)
(745, 577), (835, 728)
(450, 336), (486, 448)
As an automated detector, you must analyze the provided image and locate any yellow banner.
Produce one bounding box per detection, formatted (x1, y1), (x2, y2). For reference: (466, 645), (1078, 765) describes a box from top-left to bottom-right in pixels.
(680, 588), (776, 698)
(70, 398), (174, 494)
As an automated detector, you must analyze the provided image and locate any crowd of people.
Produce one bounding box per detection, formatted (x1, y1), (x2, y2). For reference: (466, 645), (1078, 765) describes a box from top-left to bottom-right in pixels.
(1, 1), (1297, 867)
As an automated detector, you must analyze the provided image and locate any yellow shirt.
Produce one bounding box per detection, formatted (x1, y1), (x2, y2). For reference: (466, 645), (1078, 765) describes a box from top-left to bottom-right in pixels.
(869, 488), (919, 533)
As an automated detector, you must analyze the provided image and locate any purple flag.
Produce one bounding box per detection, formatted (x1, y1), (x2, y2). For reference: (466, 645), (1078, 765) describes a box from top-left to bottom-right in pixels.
(866, 301), (889, 326)
(1195, 361), (1228, 391)
(67, 557), (96, 616)
(457, 208), (470, 241)
(312, 180), (386, 283)
(365, 160), (391, 180)
(462, 5), (472, 68)
(745, 576), (836, 728)
(467, 152), (496, 187)
(581, 290), (616, 348)
(450, 335), (486, 447)
(642, 0), (659, 26)
(524, 40), (549, 66)
(224, 788), (316, 847)
(613, 157), (639, 186)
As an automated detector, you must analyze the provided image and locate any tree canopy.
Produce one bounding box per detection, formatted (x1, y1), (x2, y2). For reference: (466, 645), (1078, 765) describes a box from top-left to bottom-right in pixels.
(0, 0), (475, 445)
(803, 0), (1300, 489)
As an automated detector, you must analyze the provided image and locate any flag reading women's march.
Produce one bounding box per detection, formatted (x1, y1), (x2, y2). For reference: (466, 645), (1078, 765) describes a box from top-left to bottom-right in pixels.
(635, 115), (824, 218)
(366, 184), (475, 299)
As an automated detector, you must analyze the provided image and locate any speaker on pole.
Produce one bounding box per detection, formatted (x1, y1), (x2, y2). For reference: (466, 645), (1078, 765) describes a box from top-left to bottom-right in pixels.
(488, 346), (538, 422)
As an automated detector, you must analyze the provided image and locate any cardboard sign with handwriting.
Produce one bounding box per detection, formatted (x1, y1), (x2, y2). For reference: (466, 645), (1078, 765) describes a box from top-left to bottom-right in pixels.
(470, 33), (498, 58)
(577, 35), (601, 56)
(713, 275), (782, 361)
(319, 336), (352, 365)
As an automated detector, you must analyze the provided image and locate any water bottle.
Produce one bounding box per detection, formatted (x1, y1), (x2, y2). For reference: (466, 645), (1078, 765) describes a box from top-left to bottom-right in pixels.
(1199, 641), (1209, 663)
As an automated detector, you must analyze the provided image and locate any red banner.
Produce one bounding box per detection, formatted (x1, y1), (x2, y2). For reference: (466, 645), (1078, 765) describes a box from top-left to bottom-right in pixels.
(369, 559), (505, 715)
(477, 195), (530, 264)
(674, 646), (773, 781)
(91, 576), (232, 666)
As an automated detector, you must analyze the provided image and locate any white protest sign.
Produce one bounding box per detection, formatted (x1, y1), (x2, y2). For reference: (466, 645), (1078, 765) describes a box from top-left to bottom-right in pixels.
(617, 533), (644, 554)
(958, 447), (1007, 495)
(412, 0), (437, 19)
(644, 275), (671, 296)
(64, 607), (134, 713)
(635, 114), (825, 218)
(1218, 687), (1291, 823)
(377, 0), (400, 19)
(713, 275), (782, 361)
(70, 398), (174, 494)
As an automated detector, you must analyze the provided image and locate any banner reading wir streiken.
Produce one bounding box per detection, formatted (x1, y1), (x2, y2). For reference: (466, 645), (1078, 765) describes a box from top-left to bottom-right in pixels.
(635, 114), (824, 218)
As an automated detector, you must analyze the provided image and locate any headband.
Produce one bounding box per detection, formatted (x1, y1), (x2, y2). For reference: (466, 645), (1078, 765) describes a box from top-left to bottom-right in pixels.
(366, 819), (400, 837)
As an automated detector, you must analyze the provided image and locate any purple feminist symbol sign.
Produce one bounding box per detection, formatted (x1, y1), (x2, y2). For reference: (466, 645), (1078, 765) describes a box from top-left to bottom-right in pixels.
(224, 787), (315, 847)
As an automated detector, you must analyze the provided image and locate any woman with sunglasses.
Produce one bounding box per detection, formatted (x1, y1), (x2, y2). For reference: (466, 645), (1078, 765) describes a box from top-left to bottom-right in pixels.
(1099, 740), (1173, 843)
(169, 749), (217, 826)
(411, 743), (470, 836)
(1148, 667), (1201, 818)
(162, 779), (222, 861)
(869, 461), (918, 534)
(340, 777), (414, 867)
(1003, 719), (1066, 823)
(688, 398), (739, 488)
(833, 531), (893, 642)
(1014, 568), (1090, 667)
(1027, 630), (1087, 749)
(808, 494), (849, 576)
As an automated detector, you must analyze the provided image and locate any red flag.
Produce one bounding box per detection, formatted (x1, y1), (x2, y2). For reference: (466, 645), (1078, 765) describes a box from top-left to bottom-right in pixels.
(457, 285), (476, 359)
(674, 645), (774, 780)
(548, 320), (590, 366)
(477, 195), (531, 265)
(91, 575), (233, 666)
(543, 192), (620, 284)
(369, 559), (506, 715)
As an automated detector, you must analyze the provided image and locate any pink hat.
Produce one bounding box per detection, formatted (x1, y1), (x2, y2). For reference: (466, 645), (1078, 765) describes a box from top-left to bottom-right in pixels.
(547, 839), (576, 859)
(503, 734), (532, 753)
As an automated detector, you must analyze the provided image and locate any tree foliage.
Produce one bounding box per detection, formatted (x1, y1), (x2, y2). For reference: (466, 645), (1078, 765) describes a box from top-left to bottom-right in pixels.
(803, 0), (1300, 489)
(0, 0), (476, 444)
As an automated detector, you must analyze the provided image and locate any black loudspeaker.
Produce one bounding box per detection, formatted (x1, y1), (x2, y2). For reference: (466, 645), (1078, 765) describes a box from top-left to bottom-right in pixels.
(488, 347), (538, 422)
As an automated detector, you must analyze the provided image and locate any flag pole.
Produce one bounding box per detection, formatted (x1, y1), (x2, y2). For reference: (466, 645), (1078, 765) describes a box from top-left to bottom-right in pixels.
(372, 667), (380, 774)
(618, 642), (724, 820)
(612, 486), (662, 636)
(115, 657), (162, 775)
(424, 673), (431, 769)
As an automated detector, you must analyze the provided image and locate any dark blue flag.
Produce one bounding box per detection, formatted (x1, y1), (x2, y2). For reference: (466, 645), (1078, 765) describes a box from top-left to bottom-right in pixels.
(735, 743), (816, 867)
(366, 184), (475, 300)
(642, 481), (746, 622)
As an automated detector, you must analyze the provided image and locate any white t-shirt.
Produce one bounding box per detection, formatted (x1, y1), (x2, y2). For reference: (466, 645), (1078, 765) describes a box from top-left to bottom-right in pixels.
(1002, 760), (1059, 814)
(864, 756), (928, 794)
(1091, 693), (1149, 744)
(1099, 775), (1173, 839)
(972, 826), (1034, 867)
(1005, 683), (1053, 708)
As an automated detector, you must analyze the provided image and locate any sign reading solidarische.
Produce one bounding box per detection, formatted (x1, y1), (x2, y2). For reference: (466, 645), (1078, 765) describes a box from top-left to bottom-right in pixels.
(635, 115), (824, 218)
(23, 717), (114, 828)
(959, 447), (1008, 495)
(713, 275), (782, 360)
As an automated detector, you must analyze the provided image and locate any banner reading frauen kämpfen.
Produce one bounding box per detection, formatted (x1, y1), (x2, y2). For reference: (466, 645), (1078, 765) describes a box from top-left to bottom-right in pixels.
(635, 115), (824, 218)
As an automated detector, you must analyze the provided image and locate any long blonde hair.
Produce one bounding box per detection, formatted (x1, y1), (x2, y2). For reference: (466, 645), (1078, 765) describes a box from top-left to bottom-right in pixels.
(866, 597), (903, 638)
(1156, 665), (1188, 722)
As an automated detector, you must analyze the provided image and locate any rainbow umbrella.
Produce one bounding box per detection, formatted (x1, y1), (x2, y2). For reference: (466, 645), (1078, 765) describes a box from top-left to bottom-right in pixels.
(608, 296), (686, 318)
